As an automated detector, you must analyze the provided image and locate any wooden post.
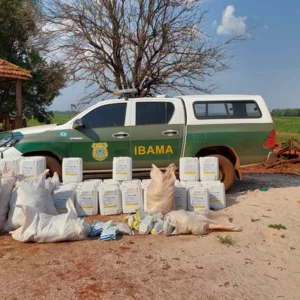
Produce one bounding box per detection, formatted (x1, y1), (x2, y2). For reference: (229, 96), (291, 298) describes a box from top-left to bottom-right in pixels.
(15, 79), (22, 129)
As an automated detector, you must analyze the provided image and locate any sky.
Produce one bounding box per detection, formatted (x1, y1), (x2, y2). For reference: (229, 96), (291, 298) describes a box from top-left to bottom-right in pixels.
(51, 0), (300, 111)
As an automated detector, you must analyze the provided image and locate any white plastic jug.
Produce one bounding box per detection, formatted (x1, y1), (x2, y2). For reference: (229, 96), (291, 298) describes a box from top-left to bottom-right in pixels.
(113, 157), (132, 181)
(199, 157), (219, 181)
(188, 186), (210, 212)
(19, 156), (46, 178)
(0, 157), (22, 174)
(122, 186), (143, 214)
(62, 158), (83, 183)
(75, 187), (98, 216)
(179, 157), (200, 181)
(53, 183), (77, 214)
(202, 181), (226, 210)
(99, 185), (122, 215)
(174, 186), (188, 210)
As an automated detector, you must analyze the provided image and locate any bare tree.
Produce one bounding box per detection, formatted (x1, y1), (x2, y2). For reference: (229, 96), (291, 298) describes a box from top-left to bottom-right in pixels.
(43, 0), (248, 108)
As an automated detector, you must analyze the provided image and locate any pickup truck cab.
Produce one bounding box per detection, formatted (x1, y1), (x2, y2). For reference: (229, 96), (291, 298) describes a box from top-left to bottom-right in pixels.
(0, 94), (276, 191)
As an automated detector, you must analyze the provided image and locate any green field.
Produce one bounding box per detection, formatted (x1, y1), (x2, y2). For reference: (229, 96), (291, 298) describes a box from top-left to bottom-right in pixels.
(273, 116), (300, 141)
(27, 114), (300, 142)
(27, 113), (75, 127)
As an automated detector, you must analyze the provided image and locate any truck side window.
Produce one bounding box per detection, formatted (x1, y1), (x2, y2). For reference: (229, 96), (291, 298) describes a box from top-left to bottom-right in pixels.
(82, 103), (127, 128)
(193, 101), (261, 119)
(136, 102), (175, 125)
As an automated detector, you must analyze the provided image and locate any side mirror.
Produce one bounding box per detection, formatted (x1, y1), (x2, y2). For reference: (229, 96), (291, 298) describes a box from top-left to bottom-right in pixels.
(72, 118), (84, 129)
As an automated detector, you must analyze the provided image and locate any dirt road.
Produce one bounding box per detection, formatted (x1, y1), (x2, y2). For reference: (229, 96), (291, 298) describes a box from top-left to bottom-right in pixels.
(0, 173), (300, 300)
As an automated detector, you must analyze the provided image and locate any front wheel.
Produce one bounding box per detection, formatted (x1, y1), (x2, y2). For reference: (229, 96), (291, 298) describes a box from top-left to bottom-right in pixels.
(209, 154), (236, 192)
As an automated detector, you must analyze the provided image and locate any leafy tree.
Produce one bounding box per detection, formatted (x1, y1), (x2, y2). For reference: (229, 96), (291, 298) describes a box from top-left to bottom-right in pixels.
(44, 0), (248, 109)
(0, 0), (66, 123)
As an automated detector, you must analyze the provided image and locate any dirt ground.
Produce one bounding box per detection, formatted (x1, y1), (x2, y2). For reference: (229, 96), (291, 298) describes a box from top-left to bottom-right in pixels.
(1, 172), (300, 300)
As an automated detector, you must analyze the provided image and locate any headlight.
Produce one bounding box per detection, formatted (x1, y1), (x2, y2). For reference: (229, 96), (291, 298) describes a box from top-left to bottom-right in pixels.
(0, 134), (23, 147)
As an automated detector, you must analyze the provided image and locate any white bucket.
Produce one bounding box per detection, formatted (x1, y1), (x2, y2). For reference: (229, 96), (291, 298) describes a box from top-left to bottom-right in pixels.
(113, 157), (132, 181)
(202, 181), (226, 210)
(188, 186), (210, 212)
(199, 157), (219, 181)
(62, 157), (83, 183)
(179, 157), (200, 181)
(99, 185), (122, 215)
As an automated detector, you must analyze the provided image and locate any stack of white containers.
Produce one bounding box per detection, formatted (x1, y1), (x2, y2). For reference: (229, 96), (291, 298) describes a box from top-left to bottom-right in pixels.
(75, 180), (101, 216)
(179, 156), (226, 211)
(62, 157), (83, 183)
(53, 183), (77, 213)
(0, 157), (22, 173)
(19, 156), (46, 177)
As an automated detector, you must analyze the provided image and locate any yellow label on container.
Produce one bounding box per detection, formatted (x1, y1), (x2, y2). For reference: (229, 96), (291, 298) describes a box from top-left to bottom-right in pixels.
(80, 206), (93, 209)
(125, 203), (138, 206)
(204, 172), (215, 174)
(66, 173), (78, 176)
(116, 172), (128, 175)
(193, 205), (205, 208)
(104, 205), (117, 208)
(185, 172), (196, 175)
(210, 200), (221, 203)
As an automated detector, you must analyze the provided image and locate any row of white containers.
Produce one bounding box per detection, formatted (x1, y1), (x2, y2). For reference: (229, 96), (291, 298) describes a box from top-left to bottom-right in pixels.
(0, 156), (219, 183)
(62, 156), (219, 183)
(52, 179), (226, 217)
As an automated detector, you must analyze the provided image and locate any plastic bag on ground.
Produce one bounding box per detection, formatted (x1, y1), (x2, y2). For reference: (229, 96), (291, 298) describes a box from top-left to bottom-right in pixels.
(151, 218), (164, 235)
(89, 221), (105, 237)
(117, 223), (134, 236)
(0, 167), (16, 232)
(139, 215), (154, 235)
(164, 209), (242, 236)
(99, 220), (117, 241)
(146, 164), (176, 215)
(11, 199), (87, 243)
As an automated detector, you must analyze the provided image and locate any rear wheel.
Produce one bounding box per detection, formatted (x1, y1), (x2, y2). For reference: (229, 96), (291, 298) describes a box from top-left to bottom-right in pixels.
(45, 155), (62, 179)
(209, 154), (235, 192)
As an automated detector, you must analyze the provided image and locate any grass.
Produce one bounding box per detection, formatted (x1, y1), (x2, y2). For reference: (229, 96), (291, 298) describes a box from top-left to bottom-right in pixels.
(27, 113), (76, 127)
(273, 116), (300, 141)
(217, 235), (234, 246)
(268, 224), (287, 230)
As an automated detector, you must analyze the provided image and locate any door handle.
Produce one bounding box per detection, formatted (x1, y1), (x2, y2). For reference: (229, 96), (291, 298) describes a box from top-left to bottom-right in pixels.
(162, 129), (178, 136)
(112, 132), (129, 139)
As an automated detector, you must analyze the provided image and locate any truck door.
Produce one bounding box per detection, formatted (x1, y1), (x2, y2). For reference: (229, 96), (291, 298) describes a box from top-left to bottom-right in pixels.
(129, 99), (185, 169)
(68, 101), (131, 171)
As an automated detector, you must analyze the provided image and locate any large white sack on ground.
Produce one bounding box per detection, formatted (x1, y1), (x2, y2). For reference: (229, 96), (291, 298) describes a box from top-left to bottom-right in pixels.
(4, 173), (48, 232)
(146, 164), (176, 215)
(0, 168), (16, 232)
(163, 209), (241, 236)
(11, 199), (88, 243)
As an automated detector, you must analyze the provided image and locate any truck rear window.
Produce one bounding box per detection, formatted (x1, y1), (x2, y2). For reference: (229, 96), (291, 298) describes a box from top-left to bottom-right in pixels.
(193, 101), (262, 119)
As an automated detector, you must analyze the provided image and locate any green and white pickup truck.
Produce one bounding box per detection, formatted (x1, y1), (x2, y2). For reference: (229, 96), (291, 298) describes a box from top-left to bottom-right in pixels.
(0, 94), (277, 190)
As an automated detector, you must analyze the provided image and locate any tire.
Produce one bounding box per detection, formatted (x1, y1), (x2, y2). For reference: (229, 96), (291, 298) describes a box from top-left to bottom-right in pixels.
(45, 155), (62, 178)
(209, 154), (236, 192)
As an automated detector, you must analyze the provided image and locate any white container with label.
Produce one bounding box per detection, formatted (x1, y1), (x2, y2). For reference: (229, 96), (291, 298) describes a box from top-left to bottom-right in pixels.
(180, 181), (202, 189)
(113, 157), (132, 181)
(0, 157), (22, 173)
(53, 183), (77, 214)
(179, 157), (200, 181)
(62, 157), (83, 183)
(202, 181), (226, 210)
(188, 186), (210, 212)
(99, 185), (122, 215)
(174, 186), (188, 210)
(199, 157), (219, 181)
(122, 186), (143, 214)
(75, 187), (98, 216)
(103, 179), (121, 186)
(19, 156), (46, 178)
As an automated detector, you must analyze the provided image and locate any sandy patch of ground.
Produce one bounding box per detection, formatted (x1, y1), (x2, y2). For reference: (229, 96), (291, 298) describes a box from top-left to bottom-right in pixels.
(0, 173), (300, 300)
